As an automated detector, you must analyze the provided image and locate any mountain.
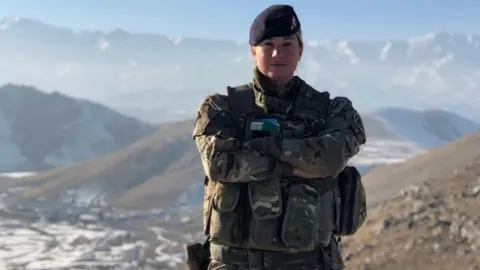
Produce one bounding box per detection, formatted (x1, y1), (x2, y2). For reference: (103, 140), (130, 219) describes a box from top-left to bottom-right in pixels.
(1, 17), (480, 124)
(0, 83), (155, 172)
(1, 107), (477, 211)
(350, 107), (479, 174)
(341, 131), (480, 269)
(372, 107), (480, 148)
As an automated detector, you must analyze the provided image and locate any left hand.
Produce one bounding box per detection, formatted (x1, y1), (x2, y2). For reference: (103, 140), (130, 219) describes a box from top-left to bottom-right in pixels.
(243, 136), (282, 157)
(292, 168), (325, 179)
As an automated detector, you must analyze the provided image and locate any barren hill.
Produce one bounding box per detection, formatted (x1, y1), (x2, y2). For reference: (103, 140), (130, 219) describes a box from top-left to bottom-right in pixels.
(1, 119), (199, 209)
(0, 83), (155, 172)
(1, 109), (478, 211)
(341, 131), (480, 270)
(362, 129), (480, 209)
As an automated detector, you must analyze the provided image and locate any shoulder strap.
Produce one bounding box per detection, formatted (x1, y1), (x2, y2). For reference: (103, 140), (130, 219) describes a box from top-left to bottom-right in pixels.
(226, 83), (257, 142)
(226, 83), (256, 120)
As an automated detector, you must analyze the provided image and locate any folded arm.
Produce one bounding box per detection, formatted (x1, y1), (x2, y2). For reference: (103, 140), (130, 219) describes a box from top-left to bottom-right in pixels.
(248, 96), (366, 178)
(282, 97), (366, 177)
(193, 94), (292, 183)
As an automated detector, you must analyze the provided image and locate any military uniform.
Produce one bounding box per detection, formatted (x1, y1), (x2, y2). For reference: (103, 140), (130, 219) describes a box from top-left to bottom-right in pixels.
(189, 4), (367, 270)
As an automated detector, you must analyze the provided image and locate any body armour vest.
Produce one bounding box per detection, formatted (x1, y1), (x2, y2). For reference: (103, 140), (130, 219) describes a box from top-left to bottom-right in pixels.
(202, 79), (366, 253)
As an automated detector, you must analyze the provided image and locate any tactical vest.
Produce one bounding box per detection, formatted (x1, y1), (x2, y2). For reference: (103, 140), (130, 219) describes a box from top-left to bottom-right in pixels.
(202, 82), (367, 253)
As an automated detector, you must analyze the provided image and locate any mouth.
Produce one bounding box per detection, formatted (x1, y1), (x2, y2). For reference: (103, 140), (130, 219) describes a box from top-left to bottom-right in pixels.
(270, 63), (287, 67)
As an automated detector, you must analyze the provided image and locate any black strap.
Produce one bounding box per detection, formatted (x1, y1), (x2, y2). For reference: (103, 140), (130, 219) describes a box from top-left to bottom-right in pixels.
(226, 83), (256, 120)
(226, 83), (259, 142)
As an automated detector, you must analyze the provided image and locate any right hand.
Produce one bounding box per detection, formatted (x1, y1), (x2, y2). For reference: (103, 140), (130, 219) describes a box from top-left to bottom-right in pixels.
(292, 167), (325, 179)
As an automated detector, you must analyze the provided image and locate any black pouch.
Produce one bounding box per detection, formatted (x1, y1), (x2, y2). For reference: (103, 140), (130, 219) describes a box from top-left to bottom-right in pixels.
(185, 239), (210, 270)
(336, 166), (367, 236)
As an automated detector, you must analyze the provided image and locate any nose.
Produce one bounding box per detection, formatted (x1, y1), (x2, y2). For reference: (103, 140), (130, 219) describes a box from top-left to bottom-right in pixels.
(272, 48), (280, 58)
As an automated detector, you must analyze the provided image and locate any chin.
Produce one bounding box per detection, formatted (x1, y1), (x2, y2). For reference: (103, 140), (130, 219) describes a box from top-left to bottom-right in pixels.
(267, 70), (293, 82)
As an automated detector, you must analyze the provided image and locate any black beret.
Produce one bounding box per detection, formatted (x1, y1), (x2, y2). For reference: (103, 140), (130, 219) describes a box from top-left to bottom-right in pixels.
(249, 5), (301, 46)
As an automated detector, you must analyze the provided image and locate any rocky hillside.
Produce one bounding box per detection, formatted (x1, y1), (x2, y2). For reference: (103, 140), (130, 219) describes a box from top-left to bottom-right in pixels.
(0, 84), (155, 172)
(0, 130), (477, 269)
(341, 131), (480, 269)
(1, 108), (477, 212)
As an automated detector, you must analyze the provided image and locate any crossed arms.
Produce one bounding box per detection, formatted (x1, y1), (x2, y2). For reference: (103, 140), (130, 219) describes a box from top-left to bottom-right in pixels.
(192, 93), (366, 183)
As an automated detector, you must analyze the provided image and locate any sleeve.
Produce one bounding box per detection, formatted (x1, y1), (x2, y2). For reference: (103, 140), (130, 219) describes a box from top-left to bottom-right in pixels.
(246, 96), (366, 178)
(279, 96), (366, 177)
(193, 94), (292, 183)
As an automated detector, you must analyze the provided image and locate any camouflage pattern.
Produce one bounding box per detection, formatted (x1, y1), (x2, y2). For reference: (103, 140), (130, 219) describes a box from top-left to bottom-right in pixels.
(193, 94), (292, 184)
(194, 73), (366, 183)
(193, 69), (366, 269)
(249, 180), (282, 219)
(281, 183), (319, 250)
(245, 97), (366, 178)
(208, 242), (325, 270)
(207, 260), (323, 270)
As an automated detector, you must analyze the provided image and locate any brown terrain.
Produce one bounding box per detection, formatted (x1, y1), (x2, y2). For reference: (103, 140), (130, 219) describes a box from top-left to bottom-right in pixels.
(0, 106), (416, 209)
(1, 119), (202, 209)
(340, 131), (480, 270)
(0, 100), (478, 269)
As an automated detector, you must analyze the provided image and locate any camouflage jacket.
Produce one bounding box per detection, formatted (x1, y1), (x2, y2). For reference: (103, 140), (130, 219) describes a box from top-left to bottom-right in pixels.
(192, 75), (366, 184)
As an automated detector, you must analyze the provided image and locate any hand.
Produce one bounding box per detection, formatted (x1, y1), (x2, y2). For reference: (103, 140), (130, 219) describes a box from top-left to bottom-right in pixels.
(243, 136), (282, 157)
(292, 167), (325, 179)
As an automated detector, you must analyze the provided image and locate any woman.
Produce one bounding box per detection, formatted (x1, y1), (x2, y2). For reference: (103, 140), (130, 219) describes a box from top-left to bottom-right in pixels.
(192, 4), (367, 270)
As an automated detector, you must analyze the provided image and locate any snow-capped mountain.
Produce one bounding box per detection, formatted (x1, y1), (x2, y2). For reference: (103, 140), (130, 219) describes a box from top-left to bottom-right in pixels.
(1, 17), (479, 124)
(0, 84), (155, 172)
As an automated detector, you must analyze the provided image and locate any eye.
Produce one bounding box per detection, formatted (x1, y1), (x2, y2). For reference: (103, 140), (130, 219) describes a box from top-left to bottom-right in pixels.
(263, 42), (274, 47)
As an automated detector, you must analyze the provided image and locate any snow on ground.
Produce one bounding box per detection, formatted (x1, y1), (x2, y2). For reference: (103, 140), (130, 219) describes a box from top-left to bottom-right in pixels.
(0, 171), (36, 178)
(350, 138), (426, 167)
(0, 196), (189, 270)
(0, 219), (146, 269)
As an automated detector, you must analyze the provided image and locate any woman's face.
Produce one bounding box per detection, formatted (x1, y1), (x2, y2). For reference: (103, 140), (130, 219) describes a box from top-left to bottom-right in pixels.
(251, 34), (303, 84)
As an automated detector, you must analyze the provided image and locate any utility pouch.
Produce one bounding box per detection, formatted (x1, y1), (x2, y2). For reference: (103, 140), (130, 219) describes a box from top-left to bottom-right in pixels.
(248, 178), (283, 245)
(336, 166), (367, 236)
(281, 183), (319, 251)
(209, 182), (243, 245)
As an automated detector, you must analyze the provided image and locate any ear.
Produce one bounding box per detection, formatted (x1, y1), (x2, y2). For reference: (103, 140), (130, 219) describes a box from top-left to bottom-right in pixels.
(298, 43), (304, 60)
(250, 46), (257, 60)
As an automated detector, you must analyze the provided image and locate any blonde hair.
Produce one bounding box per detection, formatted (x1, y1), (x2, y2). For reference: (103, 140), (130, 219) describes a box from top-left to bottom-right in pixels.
(296, 29), (303, 46)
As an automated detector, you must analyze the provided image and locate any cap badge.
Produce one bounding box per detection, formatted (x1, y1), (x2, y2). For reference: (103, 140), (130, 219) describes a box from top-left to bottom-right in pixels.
(291, 16), (297, 30)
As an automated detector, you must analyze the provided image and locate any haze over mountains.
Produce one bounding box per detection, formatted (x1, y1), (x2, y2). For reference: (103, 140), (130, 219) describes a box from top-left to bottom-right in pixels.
(0, 84), (155, 172)
(1, 16), (480, 124)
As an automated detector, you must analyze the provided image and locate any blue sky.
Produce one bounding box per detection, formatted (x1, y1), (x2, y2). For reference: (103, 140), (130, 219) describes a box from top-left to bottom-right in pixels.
(0, 0), (478, 41)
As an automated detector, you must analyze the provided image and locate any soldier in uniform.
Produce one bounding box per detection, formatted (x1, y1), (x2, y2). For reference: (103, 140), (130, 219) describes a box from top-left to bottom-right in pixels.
(191, 4), (367, 270)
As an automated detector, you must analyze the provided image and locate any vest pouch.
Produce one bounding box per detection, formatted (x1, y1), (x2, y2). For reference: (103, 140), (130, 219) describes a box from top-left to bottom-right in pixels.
(247, 179), (283, 246)
(209, 181), (243, 245)
(281, 183), (319, 251)
(336, 166), (367, 236)
(315, 188), (335, 247)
